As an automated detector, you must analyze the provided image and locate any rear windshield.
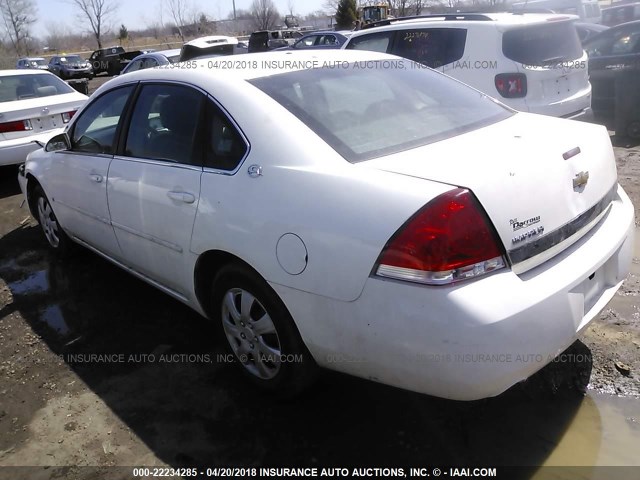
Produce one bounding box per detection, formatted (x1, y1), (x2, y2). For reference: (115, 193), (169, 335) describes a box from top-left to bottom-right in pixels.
(250, 61), (512, 162)
(0, 73), (75, 102)
(502, 22), (583, 65)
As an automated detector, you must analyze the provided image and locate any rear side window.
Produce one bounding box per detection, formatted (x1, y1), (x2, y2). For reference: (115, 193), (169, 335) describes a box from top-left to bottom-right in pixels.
(503, 22), (583, 65)
(124, 84), (205, 165)
(393, 28), (467, 68)
(346, 31), (394, 53)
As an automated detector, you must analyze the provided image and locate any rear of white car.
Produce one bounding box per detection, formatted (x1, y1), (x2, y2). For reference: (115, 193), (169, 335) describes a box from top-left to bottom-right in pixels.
(0, 70), (86, 166)
(344, 13), (592, 119)
(19, 51), (631, 400)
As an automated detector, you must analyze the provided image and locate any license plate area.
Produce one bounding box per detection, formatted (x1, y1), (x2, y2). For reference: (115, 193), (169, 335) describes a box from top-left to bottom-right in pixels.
(580, 265), (606, 314)
(544, 75), (571, 98)
(31, 114), (62, 132)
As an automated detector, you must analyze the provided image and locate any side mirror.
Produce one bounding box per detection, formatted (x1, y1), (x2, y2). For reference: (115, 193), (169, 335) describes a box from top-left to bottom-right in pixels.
(45, 133), (70, 152)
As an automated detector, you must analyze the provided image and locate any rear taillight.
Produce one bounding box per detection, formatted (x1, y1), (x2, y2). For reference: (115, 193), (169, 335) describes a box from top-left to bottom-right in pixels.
(495, 73), (527, 98)
(375, 188), (505, 286)
(0, 119), (33, 133)
(61, 111), (76, 123)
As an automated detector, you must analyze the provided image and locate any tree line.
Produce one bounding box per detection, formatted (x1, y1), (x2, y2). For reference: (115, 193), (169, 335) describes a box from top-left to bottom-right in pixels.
(1, 0), (512, 57)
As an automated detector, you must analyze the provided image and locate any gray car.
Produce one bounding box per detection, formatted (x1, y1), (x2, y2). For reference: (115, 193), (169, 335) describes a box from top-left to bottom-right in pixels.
(120, 49), (182, 75)
(16, 57), (49, 70)
(48, 55), (93, 80)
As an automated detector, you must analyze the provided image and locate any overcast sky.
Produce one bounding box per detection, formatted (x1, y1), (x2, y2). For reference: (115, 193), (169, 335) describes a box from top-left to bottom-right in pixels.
(34, 0), (328, 39)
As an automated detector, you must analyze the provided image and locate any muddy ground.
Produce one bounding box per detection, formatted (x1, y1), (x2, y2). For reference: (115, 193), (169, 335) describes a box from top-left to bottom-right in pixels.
(0, 87), (639, 478)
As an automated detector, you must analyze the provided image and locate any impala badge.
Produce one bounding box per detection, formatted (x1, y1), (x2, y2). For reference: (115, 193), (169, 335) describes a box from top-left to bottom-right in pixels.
(573, 171), (589, 190)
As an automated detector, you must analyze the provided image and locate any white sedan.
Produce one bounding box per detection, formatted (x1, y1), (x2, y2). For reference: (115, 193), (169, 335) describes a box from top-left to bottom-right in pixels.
(18, 50), (634, 400)
(0, 70), (87, 166)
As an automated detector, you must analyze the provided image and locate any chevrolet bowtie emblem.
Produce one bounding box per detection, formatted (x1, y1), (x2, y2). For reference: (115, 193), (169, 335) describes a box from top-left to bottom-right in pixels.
(573, 171), (589, 190)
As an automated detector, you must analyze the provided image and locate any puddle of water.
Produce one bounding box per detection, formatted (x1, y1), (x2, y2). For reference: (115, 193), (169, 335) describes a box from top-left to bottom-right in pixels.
(537, 393), (640, 470)
(7, 270), (49, 295)
(39, 305), (70, 337)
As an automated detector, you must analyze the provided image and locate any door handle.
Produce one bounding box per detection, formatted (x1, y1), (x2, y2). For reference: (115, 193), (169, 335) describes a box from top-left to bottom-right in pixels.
(167, 191), (196, 204)
(89, 174), (103, 183)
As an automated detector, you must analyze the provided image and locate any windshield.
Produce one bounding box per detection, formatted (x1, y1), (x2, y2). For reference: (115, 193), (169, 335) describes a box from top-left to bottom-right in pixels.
(0, 73), (76, 102)
(60, 55), (85, 64)
(502, 22), (583, 65)
(250, 61), (512, 162)
(30, 59), (47, 67)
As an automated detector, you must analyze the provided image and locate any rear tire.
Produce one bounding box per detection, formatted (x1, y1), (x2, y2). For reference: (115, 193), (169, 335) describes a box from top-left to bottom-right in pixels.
(33, 186), (73, 255)
(211, 264), (317, 396)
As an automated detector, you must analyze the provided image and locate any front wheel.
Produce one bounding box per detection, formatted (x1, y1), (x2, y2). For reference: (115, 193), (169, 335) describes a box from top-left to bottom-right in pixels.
(33, 186), (73, 255)
(211, 264), (317, 395)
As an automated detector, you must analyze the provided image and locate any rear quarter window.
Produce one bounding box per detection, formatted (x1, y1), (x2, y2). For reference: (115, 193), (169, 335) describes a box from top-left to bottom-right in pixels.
(502, 22), (583, 65)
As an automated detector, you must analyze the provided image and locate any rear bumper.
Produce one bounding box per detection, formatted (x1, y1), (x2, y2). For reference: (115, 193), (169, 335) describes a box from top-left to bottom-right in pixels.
(0, 140), (42, 167)
(0, 130), (62, 166)
(273, 184), (634, 400)
(564, 107), (594, 122)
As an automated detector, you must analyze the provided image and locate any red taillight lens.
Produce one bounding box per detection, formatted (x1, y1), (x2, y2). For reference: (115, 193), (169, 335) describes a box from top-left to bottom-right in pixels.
(0, 119), (33, 133)
(495, 73), (527, 98)
(62, 110), (76, 123)
(375, 188), (505, 286)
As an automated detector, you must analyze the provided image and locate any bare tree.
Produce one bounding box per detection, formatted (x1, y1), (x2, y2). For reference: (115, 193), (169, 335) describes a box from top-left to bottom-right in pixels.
(0, 0), (36, 56)
(166, 0), (192, 42)
(69, 0), (118, 49)
(250, 0), (280, 30)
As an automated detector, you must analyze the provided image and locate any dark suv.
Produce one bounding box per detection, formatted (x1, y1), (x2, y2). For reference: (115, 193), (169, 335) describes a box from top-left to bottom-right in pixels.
(48, 55), (93, 80)
(248, 29), (303, 52)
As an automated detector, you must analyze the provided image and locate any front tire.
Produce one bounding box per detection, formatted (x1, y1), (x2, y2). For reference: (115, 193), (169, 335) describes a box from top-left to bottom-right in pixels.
(33, 186), (73, 255)
(211, 264), (317, 395)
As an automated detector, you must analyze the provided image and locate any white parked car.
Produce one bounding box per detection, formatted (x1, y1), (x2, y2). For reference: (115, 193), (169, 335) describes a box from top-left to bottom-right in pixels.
(344, 13), (593, 120)
(0, 70), (87, 166)
(18, 50), (633, 400)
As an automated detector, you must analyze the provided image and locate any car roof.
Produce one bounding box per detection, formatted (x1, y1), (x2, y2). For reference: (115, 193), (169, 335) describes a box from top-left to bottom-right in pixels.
(183, 35), (238, 48)
(18, 57), (46, 61)
(155, 48), (182, 57)
(0, 69), (55, 77)
(132, 49), (182, 60)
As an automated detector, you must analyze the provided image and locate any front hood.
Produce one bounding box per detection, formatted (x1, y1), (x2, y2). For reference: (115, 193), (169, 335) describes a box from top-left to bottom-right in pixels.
(362, 113), (617, 273)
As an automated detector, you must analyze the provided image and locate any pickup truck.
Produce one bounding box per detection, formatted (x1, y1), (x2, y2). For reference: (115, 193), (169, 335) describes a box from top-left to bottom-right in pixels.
(89, 46), (143, 76)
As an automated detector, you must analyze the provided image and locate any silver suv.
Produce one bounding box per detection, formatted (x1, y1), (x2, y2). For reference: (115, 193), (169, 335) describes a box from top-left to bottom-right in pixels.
(344, 13), (592, 120)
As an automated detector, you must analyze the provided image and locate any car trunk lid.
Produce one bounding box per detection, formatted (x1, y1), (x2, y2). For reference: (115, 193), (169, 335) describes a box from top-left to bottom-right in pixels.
(361, 113), (617, 274)
(0, 94), (81, 141)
